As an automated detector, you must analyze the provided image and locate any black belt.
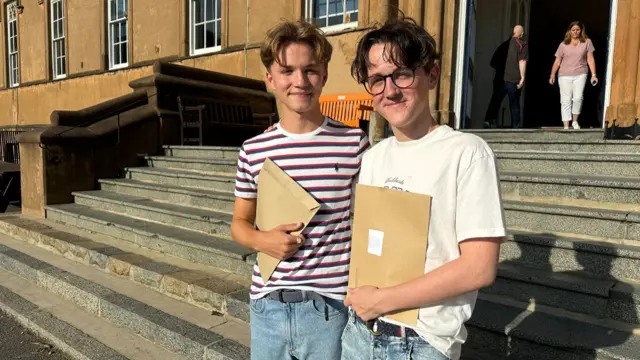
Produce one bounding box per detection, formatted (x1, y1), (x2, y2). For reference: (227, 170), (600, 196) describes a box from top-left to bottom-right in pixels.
(264, 289), (325, 303)
(264, 289), (331, 320)
(355, 314), (420, 337)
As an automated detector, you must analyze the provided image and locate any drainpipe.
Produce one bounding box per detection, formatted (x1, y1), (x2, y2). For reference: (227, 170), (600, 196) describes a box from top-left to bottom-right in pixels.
(244, 0), (250, 77)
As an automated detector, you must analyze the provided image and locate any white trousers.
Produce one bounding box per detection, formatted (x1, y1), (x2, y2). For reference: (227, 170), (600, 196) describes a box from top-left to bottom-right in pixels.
(558, 74), (588, 121)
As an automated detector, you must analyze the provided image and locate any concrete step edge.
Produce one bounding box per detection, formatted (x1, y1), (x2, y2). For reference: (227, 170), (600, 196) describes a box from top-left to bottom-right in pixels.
(0, 280), (128, 360)
(0, 215), (252, 324)
(500, 172), (640, 188)
(163, 145), (240, 151)
(471, 294), (640, 357)
(72, 190), (233, 226)
(98, 178), (235, 200)
(125, 167), (236, 181)
(503, 200), (640, 222)
(495, 151), (640, 160)
(0, 241), (250, 360)
(145, 156), (237, 165)
(505, 229), (640, 259)
(497, 262), (617, 297)
(44, 204), (254, 274)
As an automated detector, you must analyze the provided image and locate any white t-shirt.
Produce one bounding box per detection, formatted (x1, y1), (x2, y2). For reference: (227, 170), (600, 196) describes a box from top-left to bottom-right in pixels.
(357, 125), (506, 360)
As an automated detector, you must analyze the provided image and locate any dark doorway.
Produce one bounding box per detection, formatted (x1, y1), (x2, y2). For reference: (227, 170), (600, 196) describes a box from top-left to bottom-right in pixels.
(524, 0), (611, 128)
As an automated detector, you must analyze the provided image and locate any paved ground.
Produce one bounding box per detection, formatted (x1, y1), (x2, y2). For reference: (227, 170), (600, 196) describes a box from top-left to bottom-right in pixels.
(0, 310), (71, 360)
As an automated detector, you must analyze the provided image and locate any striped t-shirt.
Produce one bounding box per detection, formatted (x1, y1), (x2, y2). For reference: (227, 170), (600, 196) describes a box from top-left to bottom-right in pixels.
(235, 117), (369, 300)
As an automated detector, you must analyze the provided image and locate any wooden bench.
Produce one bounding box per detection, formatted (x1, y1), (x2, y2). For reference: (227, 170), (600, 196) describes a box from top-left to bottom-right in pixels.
(319, 93), (373, 128)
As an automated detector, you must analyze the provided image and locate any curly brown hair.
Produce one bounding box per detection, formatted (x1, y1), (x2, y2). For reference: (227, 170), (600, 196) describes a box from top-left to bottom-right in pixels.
(351, 15), (440, 84)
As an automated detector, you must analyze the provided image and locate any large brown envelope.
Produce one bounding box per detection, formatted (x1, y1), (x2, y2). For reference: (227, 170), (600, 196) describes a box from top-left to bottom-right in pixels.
(255, 158), (321, 283)
(348, 184), (431, 326)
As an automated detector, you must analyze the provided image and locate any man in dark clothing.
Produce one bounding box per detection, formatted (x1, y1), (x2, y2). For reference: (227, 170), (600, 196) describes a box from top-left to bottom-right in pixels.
(484, 25), (528, 128)
(484, 38), (511, 128)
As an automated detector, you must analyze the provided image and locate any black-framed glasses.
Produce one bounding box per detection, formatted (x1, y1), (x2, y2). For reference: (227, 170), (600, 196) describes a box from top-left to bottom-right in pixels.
(362, 68), (416, 96)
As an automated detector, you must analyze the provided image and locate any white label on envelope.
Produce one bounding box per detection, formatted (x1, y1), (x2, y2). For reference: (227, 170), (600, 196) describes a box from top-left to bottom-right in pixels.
(368, 229), (384, 256)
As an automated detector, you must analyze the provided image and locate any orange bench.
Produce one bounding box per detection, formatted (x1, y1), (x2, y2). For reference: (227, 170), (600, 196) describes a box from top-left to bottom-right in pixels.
(319, 93), (373, 128)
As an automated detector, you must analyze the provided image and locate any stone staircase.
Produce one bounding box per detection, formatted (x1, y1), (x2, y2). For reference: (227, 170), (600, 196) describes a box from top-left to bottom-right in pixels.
(0, 130), (638, 359)
(463, 129), (640, 360)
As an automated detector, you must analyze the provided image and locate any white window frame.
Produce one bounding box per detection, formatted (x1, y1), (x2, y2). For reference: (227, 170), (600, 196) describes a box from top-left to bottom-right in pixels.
(189, 0), (222, 56)
(6, 1), (19, 87)
(50, 0), (66, 79)
(107, 0), (129, 70)
(305, 0), (358, 33)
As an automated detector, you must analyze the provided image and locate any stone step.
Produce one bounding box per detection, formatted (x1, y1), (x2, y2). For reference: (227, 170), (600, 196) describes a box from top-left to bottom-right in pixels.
(145, 156), (237, 174)
(500, 230), (640, 281)
(99, 178), (235, 212)
(466, 296), (640, 360)
(464, 128), (604, 141)
(495, 151), (640, 177)
(501, 172), (640, 205)
(0, 270), (133, 360)
(486, 262), (640, 325)
(487, 139), (640, 153)
(163, 145), (240, 160)
(0, 215), (252, 324)
(45, 203), (255, 275)
(125, 166), (236, 192)
(73, 190), (233, 236)
(504, 200), (640, 241)
(0, 232), (250, 360)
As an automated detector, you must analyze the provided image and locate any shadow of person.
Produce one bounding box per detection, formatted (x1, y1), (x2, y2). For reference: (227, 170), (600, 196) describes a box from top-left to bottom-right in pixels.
(463, 232), (635, 359)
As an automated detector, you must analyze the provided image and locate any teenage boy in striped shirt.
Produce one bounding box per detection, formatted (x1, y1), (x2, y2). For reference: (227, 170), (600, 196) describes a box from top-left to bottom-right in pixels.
(231, 20), (369, 360)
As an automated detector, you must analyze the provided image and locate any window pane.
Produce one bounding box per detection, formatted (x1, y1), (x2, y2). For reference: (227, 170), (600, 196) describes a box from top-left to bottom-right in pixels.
(59, 20), (64, 37)
(112, 23), (119, 43)
(206, 0), (214, 21)
(120, 43), (127, 64)
(120, 21), (127, 41)
(216, 20), (221, 47)
(349, 11), (357, 22)
(195, 24), (205, 49)
(110, 0), (116, 20)
(118, 0), (127, 18)
(216, 0), (221, 19)
(57, 58), (63, 76)
(346, 0), (357, 11)
(57, 2), (62, 19)
(194, 0), (204, 23)
(314, 17), (325, 28)
(113, 44), (120, 65)
(328, 14), (343, 26)
(61, 40), (66, 56)
(205, 21), (214, 48)
(328, 0), (342, 15)
(315, 0), (326, 18)
(61, 56), (66, 75)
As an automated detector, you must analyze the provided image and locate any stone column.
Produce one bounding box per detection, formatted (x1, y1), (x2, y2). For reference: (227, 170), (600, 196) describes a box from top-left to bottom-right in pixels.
(606, 0), (640, 127)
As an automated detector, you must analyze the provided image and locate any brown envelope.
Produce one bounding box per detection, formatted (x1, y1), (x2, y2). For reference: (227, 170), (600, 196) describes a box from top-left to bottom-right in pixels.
(348, 184), (431, 326)
(255, 158), (321, 283)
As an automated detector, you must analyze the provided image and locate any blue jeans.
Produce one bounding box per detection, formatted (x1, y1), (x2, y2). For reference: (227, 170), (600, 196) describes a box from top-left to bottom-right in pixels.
(250, 295), (348, 360)
(341, 312), (450, 360)
(504, 81), (522, 129)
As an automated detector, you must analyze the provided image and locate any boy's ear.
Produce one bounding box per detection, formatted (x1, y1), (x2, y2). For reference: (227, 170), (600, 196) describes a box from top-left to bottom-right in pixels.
(265, 71), (274, 90)
(428, 65), (440, 89)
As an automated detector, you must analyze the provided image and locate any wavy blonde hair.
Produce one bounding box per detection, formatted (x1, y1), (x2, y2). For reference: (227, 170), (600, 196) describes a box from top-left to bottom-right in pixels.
(563, 21), (589, 45)
(260, 21), (333, 71)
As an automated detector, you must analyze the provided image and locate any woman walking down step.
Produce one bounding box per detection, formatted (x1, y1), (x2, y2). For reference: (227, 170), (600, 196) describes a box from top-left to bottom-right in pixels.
(549, 21), (597, 130)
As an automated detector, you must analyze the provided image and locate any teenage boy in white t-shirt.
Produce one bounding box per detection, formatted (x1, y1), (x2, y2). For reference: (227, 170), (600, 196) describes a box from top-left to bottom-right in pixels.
(341, 16), (506, 360)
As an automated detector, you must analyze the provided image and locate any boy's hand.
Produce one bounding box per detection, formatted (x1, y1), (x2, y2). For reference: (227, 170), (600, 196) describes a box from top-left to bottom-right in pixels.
(344, 286), (386, 321)
(257, 223), (305, 260)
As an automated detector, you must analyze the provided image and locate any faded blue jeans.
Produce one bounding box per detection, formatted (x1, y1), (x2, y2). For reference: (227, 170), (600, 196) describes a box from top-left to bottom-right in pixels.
(341, 311), (450, 360)
(250, 295), (348, 360)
